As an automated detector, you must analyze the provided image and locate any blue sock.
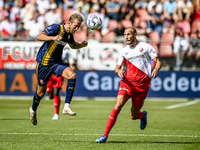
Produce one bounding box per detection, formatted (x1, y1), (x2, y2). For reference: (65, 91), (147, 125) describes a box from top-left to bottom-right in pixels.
(32, 93), (42, 111)
(65, 79), (76, 103)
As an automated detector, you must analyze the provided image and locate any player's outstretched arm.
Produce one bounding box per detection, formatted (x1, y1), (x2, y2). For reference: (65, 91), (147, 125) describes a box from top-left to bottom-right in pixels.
(68, 41), (88, 49)
(151, 57), (162, 79)
(37, 32), (63, 41)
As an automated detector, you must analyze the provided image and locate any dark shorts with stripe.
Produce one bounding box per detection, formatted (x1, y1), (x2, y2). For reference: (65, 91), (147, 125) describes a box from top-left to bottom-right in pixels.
(36, 61), (69, 86)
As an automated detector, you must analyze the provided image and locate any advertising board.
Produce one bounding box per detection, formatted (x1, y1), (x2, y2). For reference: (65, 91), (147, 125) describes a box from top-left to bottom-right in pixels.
(0, 70), (199, 98)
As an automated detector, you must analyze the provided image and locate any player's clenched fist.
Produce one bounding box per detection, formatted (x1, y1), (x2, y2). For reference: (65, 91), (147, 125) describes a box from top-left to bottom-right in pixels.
(81, 41), (88, 47)
(53, 35), (63, 41)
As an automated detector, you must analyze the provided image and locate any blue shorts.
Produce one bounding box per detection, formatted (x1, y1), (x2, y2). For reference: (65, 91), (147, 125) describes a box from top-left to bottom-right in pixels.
(36, 61), (69, 86)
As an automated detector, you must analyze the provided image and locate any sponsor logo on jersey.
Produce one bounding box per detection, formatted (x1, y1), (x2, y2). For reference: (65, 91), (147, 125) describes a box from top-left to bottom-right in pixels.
(126, 55), (145, 61)
(139, 47), (144, 52)
(54, 40), (67, 46)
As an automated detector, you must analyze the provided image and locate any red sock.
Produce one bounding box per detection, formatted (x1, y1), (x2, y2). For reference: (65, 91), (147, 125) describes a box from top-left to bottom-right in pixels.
(104, 108), (120, 138)
(137, 111), (145, 119)
(54, 96), (60, 114)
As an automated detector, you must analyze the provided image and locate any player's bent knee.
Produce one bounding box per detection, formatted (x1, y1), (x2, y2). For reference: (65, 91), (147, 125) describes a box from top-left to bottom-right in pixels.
(37, 92), (45, 97)
(37, 89), (46, 97)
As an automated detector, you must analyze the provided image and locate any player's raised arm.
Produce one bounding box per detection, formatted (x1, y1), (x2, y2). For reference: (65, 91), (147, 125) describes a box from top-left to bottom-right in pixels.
(37, 32), (63, 41)
(68, 41), (88, 49)
(151, 57), (162, 79)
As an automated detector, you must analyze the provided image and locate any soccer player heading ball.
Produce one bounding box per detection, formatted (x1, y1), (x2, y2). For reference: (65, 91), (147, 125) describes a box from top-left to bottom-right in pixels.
(96, 27), (162, 143)
(29, 13), (88, 125)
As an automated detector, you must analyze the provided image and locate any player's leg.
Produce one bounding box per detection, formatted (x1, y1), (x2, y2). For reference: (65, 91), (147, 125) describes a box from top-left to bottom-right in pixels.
(51, 75), (62, 120)
(130, 105), (143, 120)
(47, 90), (53, 99)
(52, 87), (61, 120)
(96, 95), (128, 143)
(130, 105), (147, 130)
(62, 67), (76, 116)
(33, 85), (47, 110)
(30, 85), (47, 125)
(30, 63), (53, 125)
(105, 95), (128, 136)
(53, 62), (76, 116)
(130, 88), (149, 130)
(47, 78), (53, 99)
(96, 80), (131, 143)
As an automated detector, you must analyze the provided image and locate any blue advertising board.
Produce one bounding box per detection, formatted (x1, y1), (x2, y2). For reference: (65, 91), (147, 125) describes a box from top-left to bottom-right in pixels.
(0, 70), (200, 98)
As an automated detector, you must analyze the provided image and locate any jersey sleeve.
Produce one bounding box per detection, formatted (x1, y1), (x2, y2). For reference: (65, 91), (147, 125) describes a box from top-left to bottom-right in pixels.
(116, 49), (125, 66)
(147, 44), (158, 60)
(43, 24), (59, 36)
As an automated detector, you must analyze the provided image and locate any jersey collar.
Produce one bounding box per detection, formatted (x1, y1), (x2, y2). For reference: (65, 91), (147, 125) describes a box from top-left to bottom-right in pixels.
(129, 41), (140, 49)
(62, 23), (67, 33)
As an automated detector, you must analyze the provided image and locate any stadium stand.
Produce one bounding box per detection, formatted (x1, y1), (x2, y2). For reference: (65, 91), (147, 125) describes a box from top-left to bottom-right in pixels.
(108, 19), (118, 31)
(62, 8), (74, 23)
(0, 0), (200, 70)
(101, 31), (116, 43)
(147, 31), (160, 54)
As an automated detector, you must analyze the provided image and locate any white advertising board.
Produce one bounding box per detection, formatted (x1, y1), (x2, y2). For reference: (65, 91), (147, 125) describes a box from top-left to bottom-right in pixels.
(0, 42), (124, 70)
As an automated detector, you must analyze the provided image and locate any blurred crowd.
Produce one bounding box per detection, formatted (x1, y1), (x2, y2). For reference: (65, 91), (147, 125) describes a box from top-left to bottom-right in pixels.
(0, 0), (200, 69)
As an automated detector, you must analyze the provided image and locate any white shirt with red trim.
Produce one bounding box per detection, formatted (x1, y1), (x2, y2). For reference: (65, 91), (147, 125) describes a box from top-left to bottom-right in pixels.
(0, 20), (16, 35)
(117, 41), (158, 88)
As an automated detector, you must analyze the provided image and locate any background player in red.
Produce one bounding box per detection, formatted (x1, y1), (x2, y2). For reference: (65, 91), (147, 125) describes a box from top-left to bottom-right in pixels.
(96, 27), (162, 143)
(46, 74), (63, 120)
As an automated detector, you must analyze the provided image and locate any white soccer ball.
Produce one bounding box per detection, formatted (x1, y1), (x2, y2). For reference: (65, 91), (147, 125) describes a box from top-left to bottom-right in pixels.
(87, 15), (102, 30)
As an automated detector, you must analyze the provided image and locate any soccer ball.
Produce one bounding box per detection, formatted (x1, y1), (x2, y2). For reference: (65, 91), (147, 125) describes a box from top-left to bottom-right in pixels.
(87, 15), (102, 30)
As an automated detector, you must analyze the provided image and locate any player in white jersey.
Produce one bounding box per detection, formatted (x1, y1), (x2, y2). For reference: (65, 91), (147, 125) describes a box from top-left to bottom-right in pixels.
(96, 27), (162, 143)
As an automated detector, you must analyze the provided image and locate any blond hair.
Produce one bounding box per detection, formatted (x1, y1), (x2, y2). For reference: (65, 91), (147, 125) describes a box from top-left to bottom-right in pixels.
(69, 13), (83, 23)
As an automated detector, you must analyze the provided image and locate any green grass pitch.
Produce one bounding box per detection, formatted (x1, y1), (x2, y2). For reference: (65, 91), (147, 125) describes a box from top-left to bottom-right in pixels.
(0, 98), (200, 150)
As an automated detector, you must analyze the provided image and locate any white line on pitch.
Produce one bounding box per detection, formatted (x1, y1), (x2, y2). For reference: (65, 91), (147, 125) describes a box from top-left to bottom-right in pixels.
(166, 100), (198, 109)
(0, 133), (199, 138)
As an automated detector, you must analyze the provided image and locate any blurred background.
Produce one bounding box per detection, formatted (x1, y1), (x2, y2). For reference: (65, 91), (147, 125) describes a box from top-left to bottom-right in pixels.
(0, 0), (200, 99)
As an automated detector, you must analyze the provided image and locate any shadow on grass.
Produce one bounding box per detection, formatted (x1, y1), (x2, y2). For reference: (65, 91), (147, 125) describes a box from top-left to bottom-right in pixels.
(108, 141), (200, 144)
(0, 118), (28, 120)
(50, 140), (200, 145)
(62, 117), (106, 121)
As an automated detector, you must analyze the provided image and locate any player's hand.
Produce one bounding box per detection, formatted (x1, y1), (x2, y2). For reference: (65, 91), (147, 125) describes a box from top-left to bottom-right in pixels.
(53, 35), (63, 41)
(81, 41), (88, 47)
(151, 70), (158, 79)
(118, 69), (125, 78)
